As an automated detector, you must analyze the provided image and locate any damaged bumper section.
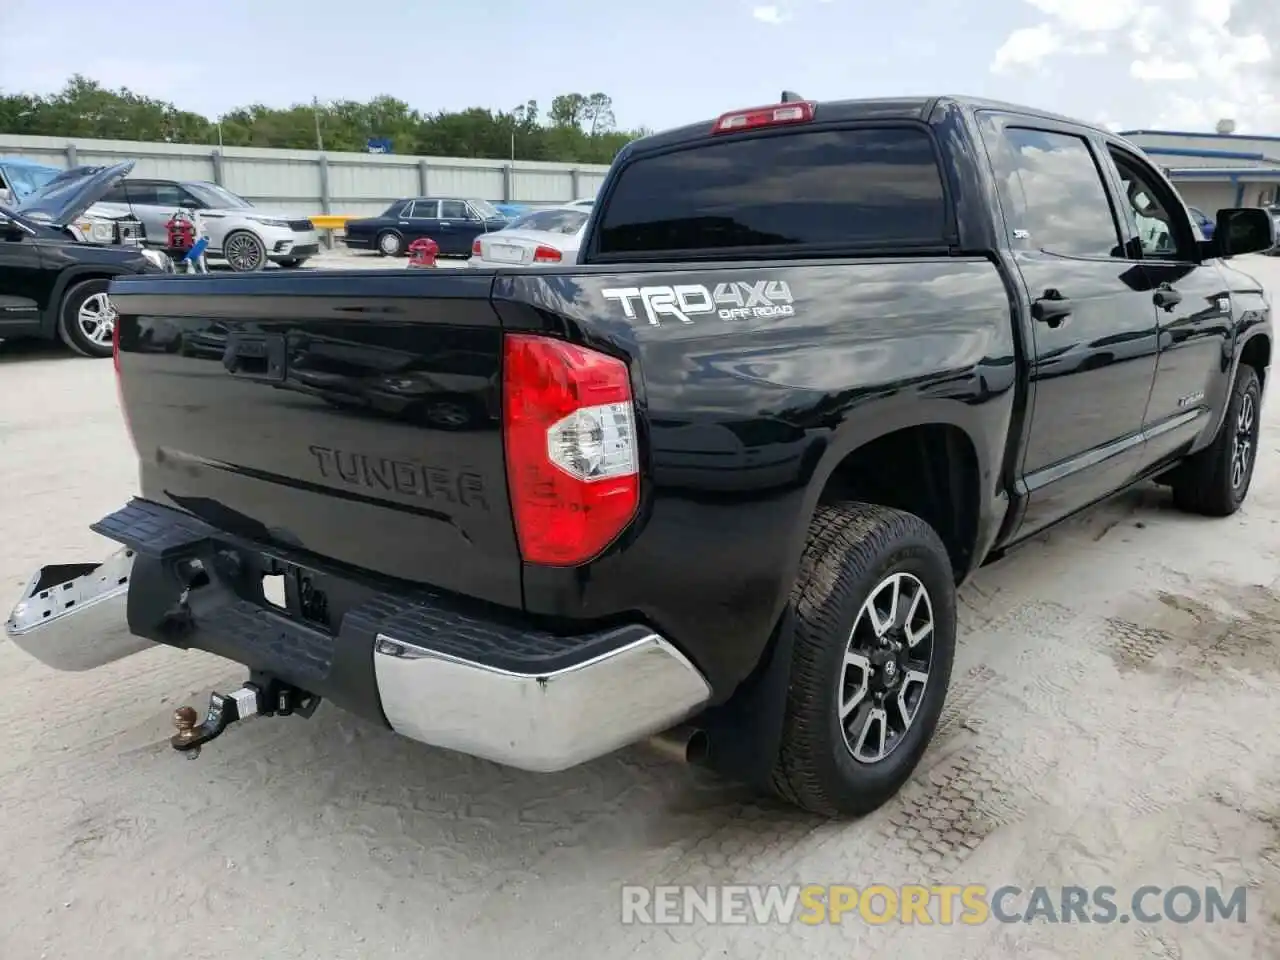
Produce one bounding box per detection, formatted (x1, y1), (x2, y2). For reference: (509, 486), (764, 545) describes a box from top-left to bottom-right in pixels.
(3, 499), (711, 772)
(5, 548), (153, 671)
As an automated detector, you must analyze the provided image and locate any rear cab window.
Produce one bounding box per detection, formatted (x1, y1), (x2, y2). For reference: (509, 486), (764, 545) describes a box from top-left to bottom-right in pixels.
(594, 126), (950, 259)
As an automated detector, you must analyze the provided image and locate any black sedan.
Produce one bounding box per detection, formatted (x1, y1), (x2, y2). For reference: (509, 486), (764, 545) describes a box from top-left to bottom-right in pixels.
(343, 197), (508, 258)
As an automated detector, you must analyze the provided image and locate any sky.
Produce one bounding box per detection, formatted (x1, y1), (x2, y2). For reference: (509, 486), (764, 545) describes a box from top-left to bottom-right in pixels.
(1, 0), (1277, 136)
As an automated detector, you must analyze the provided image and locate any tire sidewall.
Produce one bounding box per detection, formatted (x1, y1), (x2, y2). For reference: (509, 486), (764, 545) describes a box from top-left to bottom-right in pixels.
(58, 279), (114, 359)
(803, 527), (957, 805)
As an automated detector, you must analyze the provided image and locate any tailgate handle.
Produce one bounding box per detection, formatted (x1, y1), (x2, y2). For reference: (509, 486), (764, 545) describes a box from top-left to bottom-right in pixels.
(223, 333), (286, 381)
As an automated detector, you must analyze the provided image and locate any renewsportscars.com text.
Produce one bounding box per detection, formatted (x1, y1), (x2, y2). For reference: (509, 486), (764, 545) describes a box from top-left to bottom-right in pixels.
(620, 884), (1248, 926)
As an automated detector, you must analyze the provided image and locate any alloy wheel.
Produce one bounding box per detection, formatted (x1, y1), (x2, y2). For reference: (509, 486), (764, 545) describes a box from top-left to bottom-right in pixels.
(1232, 390), (1258, 491)
(837, 571), (935, 764)
(77, 292), (116, 347)
(225, 233), (264, 271)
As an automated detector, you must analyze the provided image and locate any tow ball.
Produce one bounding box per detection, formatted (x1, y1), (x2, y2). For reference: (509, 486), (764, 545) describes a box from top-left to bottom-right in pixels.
(170, 676), (320, 758)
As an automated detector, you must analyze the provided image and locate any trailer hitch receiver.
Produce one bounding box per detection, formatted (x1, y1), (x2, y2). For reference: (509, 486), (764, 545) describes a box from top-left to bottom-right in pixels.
(170, 676), (320, 758)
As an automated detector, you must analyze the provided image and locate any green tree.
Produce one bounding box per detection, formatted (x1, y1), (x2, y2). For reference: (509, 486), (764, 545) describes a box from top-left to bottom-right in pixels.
(582, 93), (616, 136)
(548, 93), (588, 129)
(0, 76), (644, 166)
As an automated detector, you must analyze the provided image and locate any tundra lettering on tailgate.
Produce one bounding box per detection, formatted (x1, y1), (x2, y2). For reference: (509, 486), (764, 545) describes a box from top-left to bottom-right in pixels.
(601, 280), (796, 326)
(309, 445), (489, 510)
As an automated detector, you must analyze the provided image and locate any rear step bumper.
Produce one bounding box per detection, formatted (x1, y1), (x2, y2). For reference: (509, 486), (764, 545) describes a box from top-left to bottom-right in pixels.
(4, 499), (712, 772)
(373, 629), (708, 772)
(4, 548), (154, 671)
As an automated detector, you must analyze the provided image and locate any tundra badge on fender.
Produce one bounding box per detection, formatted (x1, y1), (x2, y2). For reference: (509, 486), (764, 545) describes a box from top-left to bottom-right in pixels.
(601, 280), (796, 326)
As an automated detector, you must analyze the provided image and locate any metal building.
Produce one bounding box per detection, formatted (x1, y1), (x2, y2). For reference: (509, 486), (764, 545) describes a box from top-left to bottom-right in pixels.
(1122, 126), (1280, 214)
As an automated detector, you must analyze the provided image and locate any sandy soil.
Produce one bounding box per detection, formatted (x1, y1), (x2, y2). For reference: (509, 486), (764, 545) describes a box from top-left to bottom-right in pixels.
(2, 257), (1280, 959)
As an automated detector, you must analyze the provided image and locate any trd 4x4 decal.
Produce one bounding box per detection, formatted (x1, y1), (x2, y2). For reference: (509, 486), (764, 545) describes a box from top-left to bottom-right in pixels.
(601, 280), (795, 326)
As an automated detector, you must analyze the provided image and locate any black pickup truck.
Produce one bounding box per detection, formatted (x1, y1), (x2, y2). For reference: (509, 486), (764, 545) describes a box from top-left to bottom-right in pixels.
(6, 95), (1275, 818)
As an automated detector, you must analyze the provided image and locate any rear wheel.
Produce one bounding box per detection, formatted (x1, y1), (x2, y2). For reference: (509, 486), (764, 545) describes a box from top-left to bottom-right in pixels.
(769, 503), (956, 818)
(278, 257), (310, 269)
(57, 279), (116, 359)
(1170, 365), (1262, 516)
(377, 231), (403, 257)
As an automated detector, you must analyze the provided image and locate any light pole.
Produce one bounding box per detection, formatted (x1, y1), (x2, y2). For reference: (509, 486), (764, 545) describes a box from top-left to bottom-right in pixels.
(313, 96), (324, 152)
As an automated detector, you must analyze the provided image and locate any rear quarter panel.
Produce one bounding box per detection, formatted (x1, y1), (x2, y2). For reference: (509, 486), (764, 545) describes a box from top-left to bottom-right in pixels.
(494, 257), (1018, 697)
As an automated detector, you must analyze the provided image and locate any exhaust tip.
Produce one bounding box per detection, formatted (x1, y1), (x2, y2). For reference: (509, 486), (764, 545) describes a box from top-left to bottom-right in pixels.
(646, 725), (709, 765)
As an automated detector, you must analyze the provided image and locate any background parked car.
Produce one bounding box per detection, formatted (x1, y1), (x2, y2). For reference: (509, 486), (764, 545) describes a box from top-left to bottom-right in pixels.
(1187, 206), (1216, 240)
(342, 197), (508, 257)
(0, 157), (63, 206)
(90, 179), (320, 270)
(493, 202), (532, 219)
(468, 205), (590, 267)
(562, 197), (595, 210)
(17, 163), (145, 246)
(0, 162), (171, 358)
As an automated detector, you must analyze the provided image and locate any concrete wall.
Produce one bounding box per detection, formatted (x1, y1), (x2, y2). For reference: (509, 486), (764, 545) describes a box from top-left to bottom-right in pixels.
(0, 134), (613, 218)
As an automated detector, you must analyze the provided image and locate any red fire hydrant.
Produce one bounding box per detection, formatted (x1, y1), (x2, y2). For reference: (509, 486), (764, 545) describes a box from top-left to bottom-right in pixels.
(165, 215), (195, 254)
(407, 237), (439, 268)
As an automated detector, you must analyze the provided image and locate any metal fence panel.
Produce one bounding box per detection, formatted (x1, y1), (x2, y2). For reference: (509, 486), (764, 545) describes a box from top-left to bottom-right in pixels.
(0, 134), (613, 217)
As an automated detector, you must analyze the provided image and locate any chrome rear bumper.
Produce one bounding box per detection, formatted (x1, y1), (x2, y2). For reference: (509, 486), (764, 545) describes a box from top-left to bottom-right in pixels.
(3, 548), (154, 671)
(5, 529), (713, 773)
(373, 628), (711, 772)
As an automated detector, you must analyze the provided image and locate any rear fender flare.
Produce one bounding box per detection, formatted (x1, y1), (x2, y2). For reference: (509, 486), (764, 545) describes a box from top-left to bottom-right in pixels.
(704, 399), (990, 787)
(41, 266), (130, 337)
(776, 396), (993, 629)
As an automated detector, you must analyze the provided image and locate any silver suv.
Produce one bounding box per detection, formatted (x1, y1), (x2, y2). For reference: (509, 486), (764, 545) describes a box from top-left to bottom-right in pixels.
(91, 179), (320, 270)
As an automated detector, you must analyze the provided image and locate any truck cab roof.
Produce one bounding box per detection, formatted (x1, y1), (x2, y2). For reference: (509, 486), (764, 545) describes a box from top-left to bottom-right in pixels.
(626, 94), (1120, 156)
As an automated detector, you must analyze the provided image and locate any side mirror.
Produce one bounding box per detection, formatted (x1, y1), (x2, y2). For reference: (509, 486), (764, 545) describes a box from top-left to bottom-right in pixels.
(1215, 207), (1277, 258)
(0, 219), (27, 241)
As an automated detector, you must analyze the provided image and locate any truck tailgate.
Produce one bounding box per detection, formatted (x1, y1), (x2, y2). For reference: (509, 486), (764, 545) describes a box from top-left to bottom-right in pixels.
(108, 271), (522, 608)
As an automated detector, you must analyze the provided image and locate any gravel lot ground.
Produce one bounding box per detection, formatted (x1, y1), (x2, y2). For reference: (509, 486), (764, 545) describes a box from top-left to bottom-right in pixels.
(2, 255), (1280, 959)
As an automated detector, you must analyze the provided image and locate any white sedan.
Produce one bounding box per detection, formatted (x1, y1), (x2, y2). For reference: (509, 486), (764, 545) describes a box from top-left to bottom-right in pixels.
(468, 206), (589, 267)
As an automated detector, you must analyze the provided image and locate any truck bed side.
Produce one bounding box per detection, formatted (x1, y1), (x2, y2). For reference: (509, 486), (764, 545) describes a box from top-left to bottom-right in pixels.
(494, 256), (1016, 692)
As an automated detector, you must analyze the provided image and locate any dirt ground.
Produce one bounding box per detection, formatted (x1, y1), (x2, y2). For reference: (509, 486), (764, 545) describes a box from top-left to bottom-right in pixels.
(3, 256), (1280, 959)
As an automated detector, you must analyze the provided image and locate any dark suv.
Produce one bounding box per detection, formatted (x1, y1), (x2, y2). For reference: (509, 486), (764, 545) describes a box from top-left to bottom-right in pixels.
(0, 162), (170, 358)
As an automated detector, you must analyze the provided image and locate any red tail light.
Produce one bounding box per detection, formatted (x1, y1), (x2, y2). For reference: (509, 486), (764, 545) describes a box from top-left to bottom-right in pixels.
(472, 238), (482, 256)
(532, 245), (562, 263)
(712, 100), (815, 134)
(502, 334), (639, 566)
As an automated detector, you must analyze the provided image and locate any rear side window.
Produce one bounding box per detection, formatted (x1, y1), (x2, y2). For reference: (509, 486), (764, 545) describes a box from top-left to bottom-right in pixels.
(596, 127), (948, 256)
(113, 184), (158, 205)
(995, 128), (1121, 259)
